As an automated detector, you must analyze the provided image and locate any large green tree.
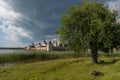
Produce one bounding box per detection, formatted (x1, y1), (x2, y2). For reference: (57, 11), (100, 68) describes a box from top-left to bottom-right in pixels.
(58, 1), (119, 63)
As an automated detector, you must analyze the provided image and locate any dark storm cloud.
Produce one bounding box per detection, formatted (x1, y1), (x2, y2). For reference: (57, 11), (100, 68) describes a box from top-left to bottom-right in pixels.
(1, 0), (116, 45)
(4, 0), (82, 42)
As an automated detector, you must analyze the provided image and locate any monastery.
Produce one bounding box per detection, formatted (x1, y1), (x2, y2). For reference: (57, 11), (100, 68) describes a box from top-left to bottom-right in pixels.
(26, 38), (66, 51)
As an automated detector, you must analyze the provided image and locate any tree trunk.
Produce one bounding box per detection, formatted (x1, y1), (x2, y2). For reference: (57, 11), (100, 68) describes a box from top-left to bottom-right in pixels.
(91, 48), (98, 64)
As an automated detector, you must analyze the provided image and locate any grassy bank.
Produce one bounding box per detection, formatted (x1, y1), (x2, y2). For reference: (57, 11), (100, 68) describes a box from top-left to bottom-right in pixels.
(0, 51), (75, 63)
(0, 51), (120, 63)
(0, 58), (120, 80)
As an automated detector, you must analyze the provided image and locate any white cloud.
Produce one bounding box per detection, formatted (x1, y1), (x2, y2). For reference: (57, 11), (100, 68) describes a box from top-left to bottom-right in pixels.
(107, 0), (120, 12)
(0, 24), (32, 41)
(0, 0), (21, 21)
(0, 0), (33, 46)
(0, 40), (29, 47)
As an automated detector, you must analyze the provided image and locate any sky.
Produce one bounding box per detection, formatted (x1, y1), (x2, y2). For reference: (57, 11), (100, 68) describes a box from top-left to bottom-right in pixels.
(0, 0), (119, 47)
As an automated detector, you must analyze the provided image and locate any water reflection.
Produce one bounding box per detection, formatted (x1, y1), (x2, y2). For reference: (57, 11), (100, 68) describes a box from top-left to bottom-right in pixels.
(0, 49), (27, 54)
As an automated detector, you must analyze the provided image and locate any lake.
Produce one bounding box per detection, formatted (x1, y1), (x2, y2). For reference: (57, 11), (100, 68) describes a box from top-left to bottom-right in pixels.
(0, 49), (28, 54)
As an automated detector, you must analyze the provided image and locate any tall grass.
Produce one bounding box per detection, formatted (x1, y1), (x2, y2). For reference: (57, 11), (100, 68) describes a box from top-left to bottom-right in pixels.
(0, 51), (120, 63)
(0, 51), (74, 63)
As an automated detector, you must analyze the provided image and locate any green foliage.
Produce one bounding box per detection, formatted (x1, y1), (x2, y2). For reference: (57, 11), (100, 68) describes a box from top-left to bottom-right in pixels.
(58, 1), (118, 52)
(111, 23), (120, 48)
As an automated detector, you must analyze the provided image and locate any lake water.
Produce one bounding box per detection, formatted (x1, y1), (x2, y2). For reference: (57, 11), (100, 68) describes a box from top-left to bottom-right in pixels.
(0, 49), (27, 54)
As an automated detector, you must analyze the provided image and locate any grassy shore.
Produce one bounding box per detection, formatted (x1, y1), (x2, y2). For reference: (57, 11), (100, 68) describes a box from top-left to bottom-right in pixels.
(0, 58), (120, 80)
(0, 51), (75, 63)
(0, 51), (120, 63)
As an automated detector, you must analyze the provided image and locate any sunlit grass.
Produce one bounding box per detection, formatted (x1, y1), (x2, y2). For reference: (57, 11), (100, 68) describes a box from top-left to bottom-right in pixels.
(0, 58), (120, 80)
